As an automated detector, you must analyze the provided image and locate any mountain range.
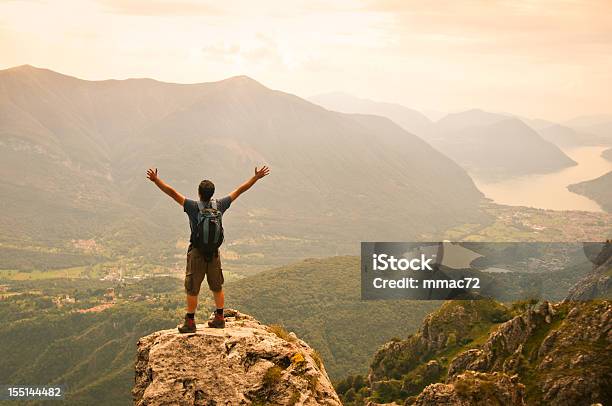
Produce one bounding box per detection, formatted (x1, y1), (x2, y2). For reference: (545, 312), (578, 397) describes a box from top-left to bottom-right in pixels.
(0, 65), (484, 268)
(311, 94), (581, 180)
(430, 110), (577, 180)
(309, 92), (433, 136)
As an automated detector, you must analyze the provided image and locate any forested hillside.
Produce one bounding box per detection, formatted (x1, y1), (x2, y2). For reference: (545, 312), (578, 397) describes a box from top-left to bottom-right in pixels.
(0, 256), (438, 404)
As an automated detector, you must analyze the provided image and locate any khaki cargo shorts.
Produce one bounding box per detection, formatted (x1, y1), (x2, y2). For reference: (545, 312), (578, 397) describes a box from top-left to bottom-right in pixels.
(185, 246), (224, 295)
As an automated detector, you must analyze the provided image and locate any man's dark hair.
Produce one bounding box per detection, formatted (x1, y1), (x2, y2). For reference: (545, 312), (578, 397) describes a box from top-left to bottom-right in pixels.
(198, 180), (215, 201)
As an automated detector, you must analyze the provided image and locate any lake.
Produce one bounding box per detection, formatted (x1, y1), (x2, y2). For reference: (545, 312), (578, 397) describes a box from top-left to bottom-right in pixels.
(472, 146), (612, 212)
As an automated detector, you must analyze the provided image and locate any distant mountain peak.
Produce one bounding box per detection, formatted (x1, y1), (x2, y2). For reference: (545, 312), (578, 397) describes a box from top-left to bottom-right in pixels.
(440, 108), (510, 121)
(463, 107), (488, 114)
(0, 64), (84, 83)
(4, 64), (38, 71)
(218, 74), (266, 88)
(2, 64), (55, 75)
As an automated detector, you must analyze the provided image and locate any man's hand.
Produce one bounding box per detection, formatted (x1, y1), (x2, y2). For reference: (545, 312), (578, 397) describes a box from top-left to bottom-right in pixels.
(230, 165), (271, 202)
(146, 167), (185, 207)
(147, 168), (159, 182)
(254, 166), (270, 180)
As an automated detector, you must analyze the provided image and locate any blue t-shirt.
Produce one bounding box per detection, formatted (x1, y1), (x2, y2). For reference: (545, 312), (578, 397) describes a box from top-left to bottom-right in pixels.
(184, 196), (232, 244)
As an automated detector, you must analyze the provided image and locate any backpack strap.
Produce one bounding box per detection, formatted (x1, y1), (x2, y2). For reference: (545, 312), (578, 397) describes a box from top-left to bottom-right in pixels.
(196, 199), (220, 245)
(210, 199), (221, 243)
(196, 201), (209, 243)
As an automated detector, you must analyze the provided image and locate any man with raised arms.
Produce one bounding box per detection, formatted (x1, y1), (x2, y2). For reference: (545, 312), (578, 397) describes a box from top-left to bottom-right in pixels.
(147, 166), (270, 333)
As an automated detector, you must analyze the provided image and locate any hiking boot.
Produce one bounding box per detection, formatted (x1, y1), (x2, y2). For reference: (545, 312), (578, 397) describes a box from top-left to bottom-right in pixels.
(207, 314), (225, 329)
(178, 316), (196, 334)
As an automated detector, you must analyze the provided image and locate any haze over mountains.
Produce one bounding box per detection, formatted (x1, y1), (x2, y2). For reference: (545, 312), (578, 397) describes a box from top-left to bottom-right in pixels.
(537, 124), (600, 147)
(0, 65), (484, 262)
(564, 115), (612, 145)
(311, 93), (586, 180)
(309, 92), (433, 137)
(521, 115), (612, 147)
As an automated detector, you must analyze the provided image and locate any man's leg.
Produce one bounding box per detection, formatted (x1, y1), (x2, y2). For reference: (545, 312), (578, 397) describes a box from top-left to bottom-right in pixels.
(179, 248), (205, 333)
(178, 294), (199, 334)
(208, 289), (225, 328)
(179, 293), (199, 334)
(212, 289), (224, 309)
(207, 254), (225, 328)
(186, 294), (198, 313)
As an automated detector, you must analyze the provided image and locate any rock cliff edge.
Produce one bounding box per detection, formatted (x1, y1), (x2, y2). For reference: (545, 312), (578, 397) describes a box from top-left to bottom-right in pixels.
(133, 309), (341, 405)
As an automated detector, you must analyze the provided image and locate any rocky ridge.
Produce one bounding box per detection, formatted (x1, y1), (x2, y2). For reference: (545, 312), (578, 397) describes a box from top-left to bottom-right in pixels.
(414, 370), (526, 406)
(337, 244), (612, 405)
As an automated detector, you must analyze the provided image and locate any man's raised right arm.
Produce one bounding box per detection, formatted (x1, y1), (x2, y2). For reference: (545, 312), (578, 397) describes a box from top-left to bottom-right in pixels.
(146, 168), (185, 207)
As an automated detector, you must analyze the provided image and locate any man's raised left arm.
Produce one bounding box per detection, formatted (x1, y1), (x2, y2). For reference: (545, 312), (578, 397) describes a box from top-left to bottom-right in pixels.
(228, 166), (270, 202)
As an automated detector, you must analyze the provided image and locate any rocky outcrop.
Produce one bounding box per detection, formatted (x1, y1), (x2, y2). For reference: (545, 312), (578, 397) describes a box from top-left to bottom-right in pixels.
(535, 301), (612, 405)
(414, 371), (525, 406)
(338, 296), (611, 405)
(367, 300), (510, 383)
(446, 300), (611, 405)
(565, 241), (611, 301)
(447, 301), (556, 378)
(133, 309), (341, 405)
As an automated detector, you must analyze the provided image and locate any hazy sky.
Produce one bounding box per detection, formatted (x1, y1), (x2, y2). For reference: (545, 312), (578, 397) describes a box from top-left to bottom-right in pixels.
(1, 0), (611, 121)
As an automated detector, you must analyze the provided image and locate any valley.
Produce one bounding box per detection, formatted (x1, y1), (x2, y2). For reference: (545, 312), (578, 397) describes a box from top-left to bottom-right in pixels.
(0, 66), (610, 406)
(474, 146), (612, 212)
(0, 203), (608, 388)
